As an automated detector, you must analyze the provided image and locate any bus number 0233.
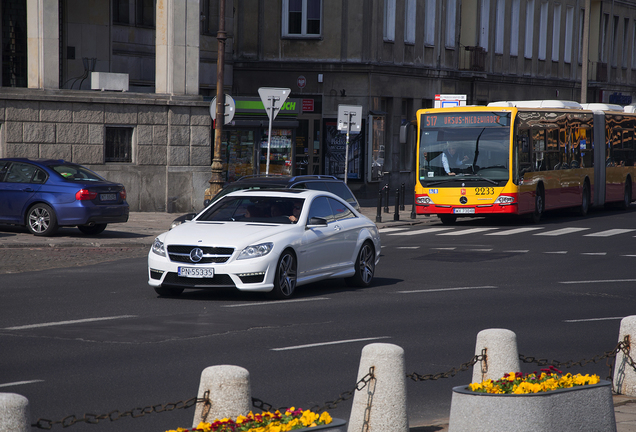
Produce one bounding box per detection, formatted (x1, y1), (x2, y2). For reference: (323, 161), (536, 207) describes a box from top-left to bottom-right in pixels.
(475, 187), (495, 195)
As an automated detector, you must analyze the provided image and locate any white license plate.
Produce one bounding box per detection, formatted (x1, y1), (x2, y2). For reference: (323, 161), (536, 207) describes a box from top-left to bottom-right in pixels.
(178, 267), (214, 278)
(100, 193), (117, 201)
(453, 208), (475, 214)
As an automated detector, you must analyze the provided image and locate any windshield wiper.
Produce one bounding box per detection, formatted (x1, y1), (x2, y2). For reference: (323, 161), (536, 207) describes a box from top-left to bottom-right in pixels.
(424, 174), (499, 186)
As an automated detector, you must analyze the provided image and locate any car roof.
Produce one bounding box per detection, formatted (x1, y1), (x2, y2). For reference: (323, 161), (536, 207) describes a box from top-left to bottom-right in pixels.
(0, 158), (75, 167)
(229, 174), (343, 186)
(223, 188), (344, 200)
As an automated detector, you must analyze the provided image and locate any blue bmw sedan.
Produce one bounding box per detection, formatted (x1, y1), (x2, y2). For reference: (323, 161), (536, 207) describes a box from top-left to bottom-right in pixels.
(0, 158), (129, 236)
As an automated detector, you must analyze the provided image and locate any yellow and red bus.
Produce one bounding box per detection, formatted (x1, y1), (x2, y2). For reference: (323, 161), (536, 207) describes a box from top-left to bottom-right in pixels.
(415, 100), (636, 224)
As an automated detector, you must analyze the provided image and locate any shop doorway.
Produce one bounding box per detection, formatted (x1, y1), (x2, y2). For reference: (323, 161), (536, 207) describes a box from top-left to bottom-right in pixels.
(296, 115), (322, 176)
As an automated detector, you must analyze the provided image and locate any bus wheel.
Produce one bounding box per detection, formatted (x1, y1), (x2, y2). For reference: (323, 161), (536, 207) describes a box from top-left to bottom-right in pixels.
(620, 181), (632, 210)
(531, 187), (544, 223)
(578, 182), (590, 216)
(440, 215), (457, 225)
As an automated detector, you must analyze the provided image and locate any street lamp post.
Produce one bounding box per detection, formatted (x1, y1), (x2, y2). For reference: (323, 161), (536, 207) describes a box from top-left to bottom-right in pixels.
(205, 0), (227, 203)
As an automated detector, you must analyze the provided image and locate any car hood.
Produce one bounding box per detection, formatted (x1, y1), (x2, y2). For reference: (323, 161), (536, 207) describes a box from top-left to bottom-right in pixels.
(162, 221), (294, 247)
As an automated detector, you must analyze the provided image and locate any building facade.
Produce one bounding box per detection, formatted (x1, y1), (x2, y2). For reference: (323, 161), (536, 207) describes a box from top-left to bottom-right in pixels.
(1, 0), (636, 212)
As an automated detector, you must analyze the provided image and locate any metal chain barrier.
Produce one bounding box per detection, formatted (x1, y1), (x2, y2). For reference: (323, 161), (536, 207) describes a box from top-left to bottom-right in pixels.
(31, 391), (210, 430)
(406, 350), (487, 382)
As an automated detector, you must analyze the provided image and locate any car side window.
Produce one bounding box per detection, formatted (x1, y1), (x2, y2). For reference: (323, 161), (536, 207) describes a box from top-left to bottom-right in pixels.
(0, 162), (9, 182)
(5, 162), (37, 183)
(307, 196), (334, 223)
(326, 182), (357, 206)
(328, 198), (355, 221)
(304, 181), (330, 192)
(32, 169), (47, 184)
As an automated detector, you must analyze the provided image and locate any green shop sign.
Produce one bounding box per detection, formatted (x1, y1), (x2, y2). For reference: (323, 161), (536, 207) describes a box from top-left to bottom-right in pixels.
(234, 97), (301, 117)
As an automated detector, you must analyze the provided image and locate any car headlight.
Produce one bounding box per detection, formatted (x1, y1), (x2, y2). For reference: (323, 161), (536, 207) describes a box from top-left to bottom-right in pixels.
(494, 195), (516, 204)
(152, 238), (166, 256)
(170, 220), (183, 230)
(238, 242), (273, 260)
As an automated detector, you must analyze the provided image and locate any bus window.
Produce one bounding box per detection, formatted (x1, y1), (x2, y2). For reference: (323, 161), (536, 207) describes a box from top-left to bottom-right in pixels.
(578, 127), (593, 168)
(517, 129), (532, 180)
(532, 129), (546, 171)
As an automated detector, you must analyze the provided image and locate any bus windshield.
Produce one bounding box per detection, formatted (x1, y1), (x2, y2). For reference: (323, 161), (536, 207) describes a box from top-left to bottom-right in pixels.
(419, 112), (511, 183)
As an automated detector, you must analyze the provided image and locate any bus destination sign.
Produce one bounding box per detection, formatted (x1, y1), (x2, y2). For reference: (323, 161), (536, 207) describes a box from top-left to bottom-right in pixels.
(423, 113), (509, 128)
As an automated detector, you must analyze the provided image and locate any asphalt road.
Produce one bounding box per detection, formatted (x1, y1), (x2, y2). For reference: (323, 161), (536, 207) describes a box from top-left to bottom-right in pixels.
(1, 206), (636, 432)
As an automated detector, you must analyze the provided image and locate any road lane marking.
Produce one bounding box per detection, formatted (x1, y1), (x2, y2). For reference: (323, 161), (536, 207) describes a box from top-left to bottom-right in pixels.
(388, 227), (454, 236)
(581, 252), (607, 256)
(504, 250), (529, 253)
(545, 251), (568, 254)
(223, 298), (330, 308)
(437, 228), (499, 236)
(398, 286), (497, 294)
(271, 336), (391, 351)
(535, 227), (590, 236)
(467, 248), (493, 252)
(584, 229), (636, 237)
(563, 317), (624, 323)
(431, 247), (456, 250)
(3, 315), (137, 330)
(396, 246), (420, 249)
(486, 227), (544, 236)
(380, 227), (409, 233)
(559, 279), (636, 284)
(0, 380), (44, 388)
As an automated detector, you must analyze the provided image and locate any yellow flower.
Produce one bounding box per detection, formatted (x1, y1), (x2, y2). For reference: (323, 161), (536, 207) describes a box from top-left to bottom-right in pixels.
(319, 411), (332, 424)
(194, 422), (212, 431)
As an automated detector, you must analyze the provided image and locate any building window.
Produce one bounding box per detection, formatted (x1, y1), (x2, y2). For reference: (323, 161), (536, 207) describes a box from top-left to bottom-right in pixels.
(510, 0), (520, 56)
(384, 0), (396, 42)
(404, 0), (416, 44)
(524, 0), (534, 59)
(445, 0), (456, 48)
(578, 9), (585, 64)
(105, 127), (133, 163)
(479, 0), (490, 51)
(623, 18), (629, 68)
(611, 15), (619, 67)
(282, 0), (322, 38)
(552, 4), (561, 62)
(632, 19), (636, 69)
(495, 0), (504, 54)
(136, 0), (155, 27)
(564, 6), (574, 63)
(424, 0), (435, 46)
(601, 13), (609, 63)
(113, 0), (130, 24)
(200, 0), (219, 35)
(538, 1), (548, 60)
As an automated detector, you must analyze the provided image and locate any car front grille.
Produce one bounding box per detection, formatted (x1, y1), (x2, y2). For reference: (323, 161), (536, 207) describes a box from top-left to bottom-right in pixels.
(162, 272), (236, 287)
(167, 245), (234, 264)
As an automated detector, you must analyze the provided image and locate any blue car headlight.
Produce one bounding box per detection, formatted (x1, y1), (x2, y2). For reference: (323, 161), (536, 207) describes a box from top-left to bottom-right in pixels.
(152, 238), (166, 257)
(238, 242), (273, 260)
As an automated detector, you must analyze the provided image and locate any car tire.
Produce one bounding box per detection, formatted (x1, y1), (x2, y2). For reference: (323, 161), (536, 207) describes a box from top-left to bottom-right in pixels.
(531, 186), (544, 224)
(620, 180), (632, 210)
(345, 241), (375, 288)
(270, 249), (297, 299)
(26, 203), (58, 236)
(154, 286), (184, 297)
(78, 223), (107, 235)
(578, 182), (590, 216)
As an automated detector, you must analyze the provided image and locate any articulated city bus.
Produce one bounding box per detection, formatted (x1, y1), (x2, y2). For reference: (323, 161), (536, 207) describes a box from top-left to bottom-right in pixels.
(415, 100), (636, 224)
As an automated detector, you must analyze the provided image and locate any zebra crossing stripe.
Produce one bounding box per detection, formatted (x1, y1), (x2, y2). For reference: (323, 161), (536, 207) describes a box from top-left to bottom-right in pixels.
(584, 229), (636, 237)
(388, 227), (454, 236)
(486, 227), (544, 236)
(437, 228), (499, 236)
(534, 227), (590, 236)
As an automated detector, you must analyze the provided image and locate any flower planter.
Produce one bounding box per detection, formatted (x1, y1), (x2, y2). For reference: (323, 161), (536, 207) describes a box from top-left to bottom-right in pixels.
(448, 380), (616, 432)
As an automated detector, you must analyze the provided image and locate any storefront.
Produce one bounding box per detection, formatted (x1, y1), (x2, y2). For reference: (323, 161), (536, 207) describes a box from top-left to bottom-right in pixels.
(215, 97), (301, 182)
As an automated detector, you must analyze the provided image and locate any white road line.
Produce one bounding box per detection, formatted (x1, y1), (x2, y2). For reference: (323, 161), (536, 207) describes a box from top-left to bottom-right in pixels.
(380, 227), (409, 233)
(3, 315), (137, 330)
(544, 251), (568, 254)
(563, 317), (624, 323)
(398, 286), (497, 294)
(584, 229), (636, 237)
(431, 247), (456, 250)
(0, 380), (44, 388)
(581, 252), (607, 256)
(271, 336), (391, 351)
(504, 250), (530, 253)
(437, 228), (499, 236)
(467, 248), (493, 252)
(223, 298), (330, 308)
(535, 227), (590, 236)
(622, 255), (636, 257)
(559, 279), (636, 284)
(396, 246), (420, 249)
(486, 227), (545, 236)
(388, 227), (454, 236)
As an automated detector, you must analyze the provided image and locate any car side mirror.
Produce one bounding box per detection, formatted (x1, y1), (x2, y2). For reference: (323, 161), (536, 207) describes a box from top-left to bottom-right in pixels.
(307, 217), (328, 227)
(203, 199), (211, 207)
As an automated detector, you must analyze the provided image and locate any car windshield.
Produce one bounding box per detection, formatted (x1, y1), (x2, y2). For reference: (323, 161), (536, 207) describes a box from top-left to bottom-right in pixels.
(198, 196), (304, 224)
(50, 164), (106, 182)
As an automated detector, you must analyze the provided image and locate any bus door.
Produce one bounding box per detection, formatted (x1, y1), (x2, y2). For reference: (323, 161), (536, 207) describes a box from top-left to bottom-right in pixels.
(516, 129), (534, 213)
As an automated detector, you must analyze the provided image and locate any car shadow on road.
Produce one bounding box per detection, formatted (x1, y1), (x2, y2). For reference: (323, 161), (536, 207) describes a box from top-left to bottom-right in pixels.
(0, 224), (151, 239)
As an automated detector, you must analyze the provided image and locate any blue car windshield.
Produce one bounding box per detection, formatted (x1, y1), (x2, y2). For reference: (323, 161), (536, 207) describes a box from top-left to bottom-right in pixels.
(198, 196), (304, 224)
(51, 164), (105, 182)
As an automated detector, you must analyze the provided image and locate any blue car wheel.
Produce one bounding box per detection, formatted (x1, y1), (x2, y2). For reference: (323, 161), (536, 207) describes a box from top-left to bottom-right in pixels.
(26, 203), (58, 236)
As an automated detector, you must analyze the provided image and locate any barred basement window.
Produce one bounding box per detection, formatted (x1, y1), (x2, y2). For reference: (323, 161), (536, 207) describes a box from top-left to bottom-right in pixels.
(105, 127), (133, 163)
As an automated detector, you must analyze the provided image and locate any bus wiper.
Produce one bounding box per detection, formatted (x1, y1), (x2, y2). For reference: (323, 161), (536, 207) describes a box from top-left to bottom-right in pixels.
(468, 174), (499, 185)
(424, 175), (499, 186)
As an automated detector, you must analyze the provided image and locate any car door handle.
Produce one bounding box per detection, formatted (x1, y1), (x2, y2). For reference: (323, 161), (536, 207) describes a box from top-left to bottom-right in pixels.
(334, 224), (342, 231)
(22, 188), (34, 192)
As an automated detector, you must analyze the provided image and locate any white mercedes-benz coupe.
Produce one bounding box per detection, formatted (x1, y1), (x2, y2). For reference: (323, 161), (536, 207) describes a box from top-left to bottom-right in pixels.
(148, 189), (381, 299)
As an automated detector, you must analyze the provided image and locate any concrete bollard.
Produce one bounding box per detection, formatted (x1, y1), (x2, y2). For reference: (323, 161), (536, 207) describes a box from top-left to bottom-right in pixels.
(613, 315), (636, 395)
(192, 365), (251, 428)
(348, 343), (408, 432)
(0, 393), (30, 432)
(471, 329), (520, 384)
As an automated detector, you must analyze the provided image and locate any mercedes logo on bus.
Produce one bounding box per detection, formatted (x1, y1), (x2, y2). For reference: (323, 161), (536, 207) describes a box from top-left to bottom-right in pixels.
(190, 248), (204, 262)
(459, 196), (468, 204)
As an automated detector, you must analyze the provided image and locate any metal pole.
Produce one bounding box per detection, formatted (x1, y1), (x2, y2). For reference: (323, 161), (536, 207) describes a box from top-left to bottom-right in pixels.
(394, 188), (400, 221)
(581, 0), (591, 103)
(344, 111), (352, 184)
(400, 183), (405, 210)
(205, 0), (227, 202)
(376, 188), (382, 223)
(265, 97), (278, 175)
(384, 184), (390, 213)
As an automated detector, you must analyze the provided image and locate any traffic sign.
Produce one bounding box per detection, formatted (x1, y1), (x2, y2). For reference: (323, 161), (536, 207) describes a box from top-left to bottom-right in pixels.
(297, 75), (306, 89)
(258, 88), (291, 121)
(210, 94), (236, 125)
(337, 105), (362, 134)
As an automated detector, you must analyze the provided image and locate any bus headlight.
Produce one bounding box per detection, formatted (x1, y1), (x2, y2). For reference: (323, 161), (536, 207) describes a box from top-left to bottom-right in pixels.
(494, 195), (516, 204)
(417, 195), (435, 205)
